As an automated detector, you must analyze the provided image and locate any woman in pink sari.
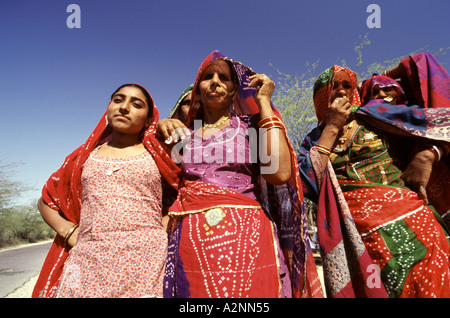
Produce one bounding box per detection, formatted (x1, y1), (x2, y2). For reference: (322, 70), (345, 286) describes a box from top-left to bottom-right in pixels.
(158, 50), (323, 298)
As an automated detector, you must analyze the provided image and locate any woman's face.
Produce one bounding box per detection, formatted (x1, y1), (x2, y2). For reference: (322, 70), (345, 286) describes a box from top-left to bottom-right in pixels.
(371, 85), (399, 104)
(179, 91), (192, 123)
(197, 59), (235, 111)
(330, 71), (354, 103)
(107, 86), (151, 135)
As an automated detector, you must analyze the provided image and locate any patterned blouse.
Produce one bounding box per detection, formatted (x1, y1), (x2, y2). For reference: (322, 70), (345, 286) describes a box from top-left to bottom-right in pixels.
(330, 124), (407, 190)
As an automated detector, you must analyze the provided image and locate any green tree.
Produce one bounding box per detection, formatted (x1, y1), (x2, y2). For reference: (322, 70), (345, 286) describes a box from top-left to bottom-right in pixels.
(0, 159), (27, 209)
(270, 60), (320, 154)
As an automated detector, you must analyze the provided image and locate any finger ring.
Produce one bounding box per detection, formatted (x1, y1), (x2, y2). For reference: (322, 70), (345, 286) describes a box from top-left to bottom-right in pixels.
(165, 136), (173, 144)
(419, 186), (426, 193)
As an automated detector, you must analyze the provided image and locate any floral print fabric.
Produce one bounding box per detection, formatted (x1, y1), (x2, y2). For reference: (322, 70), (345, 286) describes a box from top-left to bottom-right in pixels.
(54, 147), (167, 298)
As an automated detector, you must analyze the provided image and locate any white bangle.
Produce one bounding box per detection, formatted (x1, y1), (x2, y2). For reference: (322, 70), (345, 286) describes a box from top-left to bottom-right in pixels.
(431, 145), (442, 162)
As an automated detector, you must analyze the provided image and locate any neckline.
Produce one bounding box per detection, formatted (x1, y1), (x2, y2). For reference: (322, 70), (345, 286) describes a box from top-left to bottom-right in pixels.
(187, 114), (241, 148)
(91, 145), (149, 161)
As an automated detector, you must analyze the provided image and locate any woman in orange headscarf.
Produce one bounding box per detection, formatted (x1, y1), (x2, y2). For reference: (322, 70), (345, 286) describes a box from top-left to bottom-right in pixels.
(298, 65), (450, 298)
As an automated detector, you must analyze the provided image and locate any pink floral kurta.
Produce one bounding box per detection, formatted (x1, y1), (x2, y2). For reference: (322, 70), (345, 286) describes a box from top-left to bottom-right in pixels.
(54, 147), (167, 298)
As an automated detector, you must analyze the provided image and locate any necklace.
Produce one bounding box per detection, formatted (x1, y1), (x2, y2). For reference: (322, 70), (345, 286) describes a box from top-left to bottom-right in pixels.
(203, 114), (230, 129)
(102, 142), (140, 176)
(338, 120), (355, 145)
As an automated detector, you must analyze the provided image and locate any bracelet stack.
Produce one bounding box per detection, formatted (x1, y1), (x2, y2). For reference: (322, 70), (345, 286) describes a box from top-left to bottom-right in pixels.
(258, 116), (285, 132)
(64, 224), (79, 246)
(315, 144), (332, 156)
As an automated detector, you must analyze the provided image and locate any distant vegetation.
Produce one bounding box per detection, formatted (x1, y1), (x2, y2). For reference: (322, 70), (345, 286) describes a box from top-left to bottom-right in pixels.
(0, 159), (54, 248)
(0, 204), (54, 248)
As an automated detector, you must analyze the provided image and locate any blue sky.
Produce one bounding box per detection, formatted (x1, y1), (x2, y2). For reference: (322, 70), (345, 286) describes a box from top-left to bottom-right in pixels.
(1, 0), (449, 205)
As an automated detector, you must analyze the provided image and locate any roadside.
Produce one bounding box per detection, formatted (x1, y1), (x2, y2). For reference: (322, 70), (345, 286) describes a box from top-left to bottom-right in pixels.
(1, 240), (52, 298)
(0, 239), (52, 252)
(5, 274), (39, 298)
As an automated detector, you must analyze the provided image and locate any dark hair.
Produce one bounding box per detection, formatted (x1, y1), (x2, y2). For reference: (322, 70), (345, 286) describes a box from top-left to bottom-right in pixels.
(111, 84), (154, 118)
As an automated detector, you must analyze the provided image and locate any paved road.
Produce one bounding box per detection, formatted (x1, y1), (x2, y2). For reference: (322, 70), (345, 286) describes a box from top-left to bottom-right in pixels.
(0, 241), (52, 298)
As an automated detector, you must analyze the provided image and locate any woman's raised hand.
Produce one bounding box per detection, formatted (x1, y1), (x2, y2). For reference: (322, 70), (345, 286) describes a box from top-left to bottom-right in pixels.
(326, 97), (352, 131)
(248, 74), (275, 107)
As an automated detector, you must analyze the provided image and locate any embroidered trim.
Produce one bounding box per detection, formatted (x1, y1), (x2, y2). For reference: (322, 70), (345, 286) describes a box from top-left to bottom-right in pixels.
(168, 204), (261, 217)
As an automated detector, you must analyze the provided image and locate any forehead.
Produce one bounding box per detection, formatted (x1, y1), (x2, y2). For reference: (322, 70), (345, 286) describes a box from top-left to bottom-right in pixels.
(333, 70), (352, 82)
(203, 59), (232, 74)
(114, 86), (147, 101)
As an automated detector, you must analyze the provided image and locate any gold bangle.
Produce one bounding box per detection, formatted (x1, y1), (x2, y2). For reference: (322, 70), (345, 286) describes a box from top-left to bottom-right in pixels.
(264, 126), (283, 133)
(260, 120), (282, 128)
(64, 224), (79, 246)
(315, 144), (331, 156)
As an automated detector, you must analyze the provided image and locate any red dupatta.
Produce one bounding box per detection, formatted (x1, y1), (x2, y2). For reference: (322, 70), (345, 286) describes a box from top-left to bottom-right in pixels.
(400, 52), (450, 109)
(32, 84), (180, 298)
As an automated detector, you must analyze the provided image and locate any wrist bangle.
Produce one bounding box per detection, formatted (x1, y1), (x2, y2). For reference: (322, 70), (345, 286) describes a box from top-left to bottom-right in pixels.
(258, 116), (281, 128)
(430, 145), (442, 162)
(315, 144), (332, 156)
(64, 224), (79, 246)
(264, 126), (283, 133)
(260, 121), (284, 129)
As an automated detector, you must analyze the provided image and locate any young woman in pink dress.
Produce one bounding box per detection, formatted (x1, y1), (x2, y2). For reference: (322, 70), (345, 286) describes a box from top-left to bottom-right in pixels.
(33, 84), (180, 298)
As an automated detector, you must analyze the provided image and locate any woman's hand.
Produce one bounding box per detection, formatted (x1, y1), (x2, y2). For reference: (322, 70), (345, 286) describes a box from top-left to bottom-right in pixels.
(314, 97), (353, 170)
(248, 74), (275, 111)
(401, 149), (435, 205)
(156, 118), (190, 144)
(325, 97), (352, 133)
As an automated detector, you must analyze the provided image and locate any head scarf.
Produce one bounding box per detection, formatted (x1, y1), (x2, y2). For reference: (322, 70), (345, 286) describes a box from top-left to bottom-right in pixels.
(32, 83), (180, 298)
(181, 50), (323, 298)
(313, 65), (361, 125)
(168, 84), (194, 119)
(360, 74), (406, 105)
(399, 52), (450, 108)
(185, 50), (265, 126)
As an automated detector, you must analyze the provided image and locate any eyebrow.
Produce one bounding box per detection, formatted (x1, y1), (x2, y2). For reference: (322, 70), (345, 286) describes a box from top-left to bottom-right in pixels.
(112, 93), (145, 104)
